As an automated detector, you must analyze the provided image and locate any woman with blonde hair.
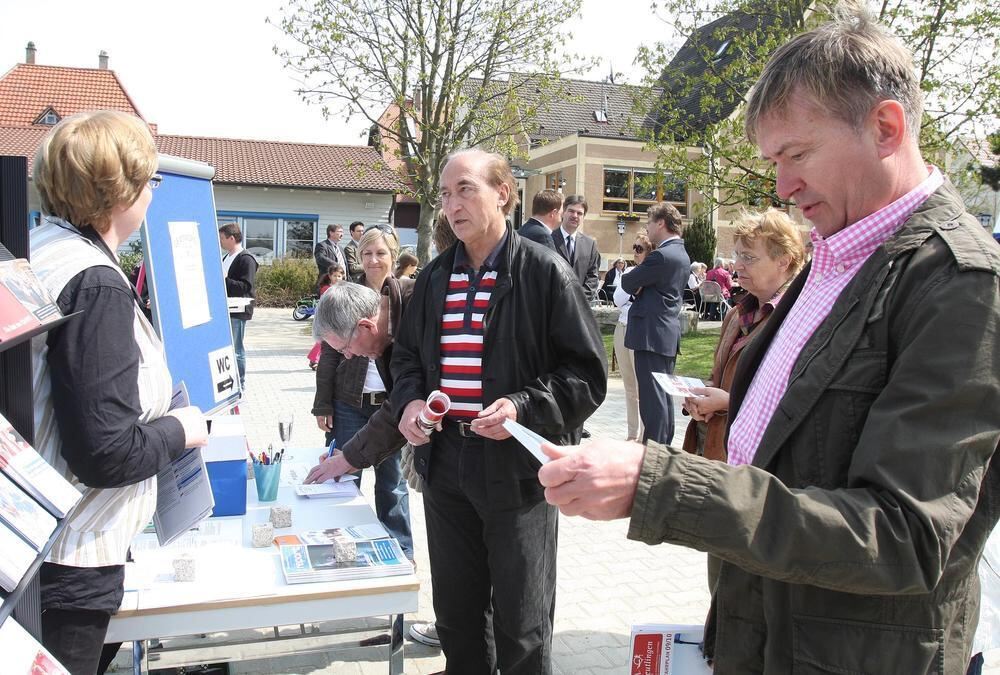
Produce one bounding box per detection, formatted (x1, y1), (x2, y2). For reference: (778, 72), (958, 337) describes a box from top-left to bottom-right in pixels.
(30, 111), (207, 674)
(310, 224), (414, 558)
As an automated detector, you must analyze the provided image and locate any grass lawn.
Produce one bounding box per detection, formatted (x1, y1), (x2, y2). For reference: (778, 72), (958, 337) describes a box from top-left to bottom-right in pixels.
(604, 327), (721, 382)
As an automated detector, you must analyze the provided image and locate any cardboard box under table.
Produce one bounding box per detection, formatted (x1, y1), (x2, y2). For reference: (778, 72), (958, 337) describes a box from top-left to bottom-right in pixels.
(204, 416), (248, 517)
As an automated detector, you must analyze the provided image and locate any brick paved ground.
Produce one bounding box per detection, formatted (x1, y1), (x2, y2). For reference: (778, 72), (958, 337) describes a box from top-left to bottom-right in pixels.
(113, 308), (998, 673)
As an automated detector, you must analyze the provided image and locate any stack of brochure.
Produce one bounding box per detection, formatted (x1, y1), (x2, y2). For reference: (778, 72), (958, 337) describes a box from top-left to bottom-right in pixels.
(0, 520), (37, 592)
(629, 624), (712, 675)
(0, 617), (71, 674)
(0, 412), (81, 518)
(0, 471), (56, 550)
(277, 525), (412, 584)
(0, 257), (62, 343)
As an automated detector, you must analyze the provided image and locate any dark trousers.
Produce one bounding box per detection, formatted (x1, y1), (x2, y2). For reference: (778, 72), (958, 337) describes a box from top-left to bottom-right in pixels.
(423, 427), (557, 675)
(41, 607), (120, 675)
(328, 399), (413, 558)
(634, 350), (676, 445)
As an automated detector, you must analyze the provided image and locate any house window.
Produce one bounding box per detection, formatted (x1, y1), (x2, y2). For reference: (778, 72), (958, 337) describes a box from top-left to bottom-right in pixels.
(602, 168), (687, 216)
(545, 171), (564, 191)
(284, 220), (316, 258)
(37, 109), (60, 125)
(243, 218), (277, 261)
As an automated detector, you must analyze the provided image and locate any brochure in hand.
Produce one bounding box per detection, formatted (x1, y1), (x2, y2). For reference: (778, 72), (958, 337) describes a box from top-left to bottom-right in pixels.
(629, 624), (712, 675)
(0, 617), (71, 674)
(0, 412), (81, 518)
(277, 525), (412, 583)
(0, 519), (37, 592)
(652, 373), (706, 399)
(0, 471), (57, 550)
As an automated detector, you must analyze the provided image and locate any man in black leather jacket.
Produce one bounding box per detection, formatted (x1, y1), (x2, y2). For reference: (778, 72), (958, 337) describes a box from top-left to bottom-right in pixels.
(391, 149), (606, 675)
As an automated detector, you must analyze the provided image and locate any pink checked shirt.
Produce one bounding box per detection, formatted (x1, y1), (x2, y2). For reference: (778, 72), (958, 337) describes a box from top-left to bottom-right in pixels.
(727, 167), (944, 467)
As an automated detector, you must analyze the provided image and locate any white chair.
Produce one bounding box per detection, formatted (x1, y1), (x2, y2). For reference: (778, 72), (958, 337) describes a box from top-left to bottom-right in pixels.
(699, 280), (728, 320)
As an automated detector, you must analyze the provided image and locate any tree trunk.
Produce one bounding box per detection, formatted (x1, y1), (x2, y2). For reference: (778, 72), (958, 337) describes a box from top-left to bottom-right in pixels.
(416, 201), (435, 264)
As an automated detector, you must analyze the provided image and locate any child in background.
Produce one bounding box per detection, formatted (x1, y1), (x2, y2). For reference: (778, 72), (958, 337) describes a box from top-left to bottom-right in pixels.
(308, 264), (345, 369)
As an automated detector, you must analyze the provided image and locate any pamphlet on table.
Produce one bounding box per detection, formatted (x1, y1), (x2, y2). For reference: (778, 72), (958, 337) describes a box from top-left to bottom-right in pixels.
(0, 617), (70, 674)
(277, 525), (411, 583)
(0, 411), (81, 518)
(629, 624), (711, 675)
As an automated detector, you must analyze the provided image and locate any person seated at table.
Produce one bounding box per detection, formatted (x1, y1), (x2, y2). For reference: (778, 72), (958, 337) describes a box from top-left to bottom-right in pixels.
(685, 261), (704, 309)
(30, 110), (208, 675)
(682, 209), (805, 462)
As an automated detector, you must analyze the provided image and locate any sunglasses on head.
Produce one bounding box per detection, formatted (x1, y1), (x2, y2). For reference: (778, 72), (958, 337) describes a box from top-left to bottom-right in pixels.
(633, 244), (646, 253)
(365, 223), (395, 236)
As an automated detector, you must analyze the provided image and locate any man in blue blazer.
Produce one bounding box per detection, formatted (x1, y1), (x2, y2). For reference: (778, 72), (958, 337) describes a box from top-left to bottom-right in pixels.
(621, 202), (689, 444)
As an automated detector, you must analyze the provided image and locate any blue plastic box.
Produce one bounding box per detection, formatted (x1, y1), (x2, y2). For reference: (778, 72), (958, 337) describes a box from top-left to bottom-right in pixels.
(204, 416), (249, 517)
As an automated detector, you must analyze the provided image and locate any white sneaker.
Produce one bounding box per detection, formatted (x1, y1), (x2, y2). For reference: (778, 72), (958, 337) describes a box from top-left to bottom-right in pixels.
(408, 621), (440, 647)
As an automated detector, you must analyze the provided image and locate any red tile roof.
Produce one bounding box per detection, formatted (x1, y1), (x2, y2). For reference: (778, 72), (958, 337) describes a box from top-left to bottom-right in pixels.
(0, 62), (400, 192)
(0, 64), (145, 127)
(155, 135), (402, 192)
(0, 126), (400, 192)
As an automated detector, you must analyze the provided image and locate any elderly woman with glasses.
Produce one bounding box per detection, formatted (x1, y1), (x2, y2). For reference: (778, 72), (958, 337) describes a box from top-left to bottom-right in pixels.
(30, 111), (208, 675)
(681, 208), (805, 602)
(310, 225), (414, 559)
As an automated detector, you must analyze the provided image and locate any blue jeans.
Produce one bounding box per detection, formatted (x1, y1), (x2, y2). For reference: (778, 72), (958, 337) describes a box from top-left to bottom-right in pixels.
(329, 399), (413, 558)
(230, 318), (247, 389)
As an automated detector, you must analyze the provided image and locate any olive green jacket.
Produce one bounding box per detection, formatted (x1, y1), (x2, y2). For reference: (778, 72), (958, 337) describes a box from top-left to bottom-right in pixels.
(629, 180), (1000, 674)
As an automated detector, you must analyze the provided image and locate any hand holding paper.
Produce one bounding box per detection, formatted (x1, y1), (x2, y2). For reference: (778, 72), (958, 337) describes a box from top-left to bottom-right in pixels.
(538, 439), (645, 521)
(501, 418), (551, 465)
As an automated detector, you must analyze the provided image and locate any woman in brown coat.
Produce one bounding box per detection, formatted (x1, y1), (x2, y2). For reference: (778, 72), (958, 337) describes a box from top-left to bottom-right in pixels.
(682, 209), (806, 461)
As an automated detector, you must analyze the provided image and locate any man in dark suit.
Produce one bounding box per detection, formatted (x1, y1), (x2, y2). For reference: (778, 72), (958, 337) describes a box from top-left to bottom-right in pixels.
(621, 202), (689, 444)
(344, 221), (365, 281)
(219, 223), (259, 390)
(314, 224), (347, 287)
(552, 195), (601, 301)
(517, 189), (560, 250)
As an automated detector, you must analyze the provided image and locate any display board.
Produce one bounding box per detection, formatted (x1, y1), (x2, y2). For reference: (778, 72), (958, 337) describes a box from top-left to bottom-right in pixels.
(143, 155), (240, 414)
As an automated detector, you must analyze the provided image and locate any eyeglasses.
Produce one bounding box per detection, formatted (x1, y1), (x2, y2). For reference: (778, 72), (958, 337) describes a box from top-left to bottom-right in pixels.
(732, 250), (760, 266)
(632, 244), (647, 253)
(148, 174), (163, 190)
(333, 321), (360, 356)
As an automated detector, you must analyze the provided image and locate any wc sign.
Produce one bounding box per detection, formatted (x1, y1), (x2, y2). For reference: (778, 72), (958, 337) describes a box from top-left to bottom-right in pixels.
(208, 345), (239, 402)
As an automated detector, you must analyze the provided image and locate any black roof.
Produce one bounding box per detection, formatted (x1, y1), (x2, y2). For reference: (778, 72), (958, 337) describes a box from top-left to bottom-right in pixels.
(654, 1), (804, 140)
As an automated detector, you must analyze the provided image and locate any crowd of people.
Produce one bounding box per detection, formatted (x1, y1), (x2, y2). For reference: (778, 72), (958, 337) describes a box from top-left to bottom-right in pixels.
(25, 6), (1000, 675)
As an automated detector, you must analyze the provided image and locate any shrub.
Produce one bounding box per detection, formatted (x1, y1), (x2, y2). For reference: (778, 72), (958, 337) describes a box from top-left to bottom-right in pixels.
(684, 213), (717, 269)
(255, 257), (317, 307)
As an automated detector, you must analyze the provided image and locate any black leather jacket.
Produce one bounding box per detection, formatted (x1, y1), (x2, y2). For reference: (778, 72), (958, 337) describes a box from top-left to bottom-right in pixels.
(390, 229), (607, 506)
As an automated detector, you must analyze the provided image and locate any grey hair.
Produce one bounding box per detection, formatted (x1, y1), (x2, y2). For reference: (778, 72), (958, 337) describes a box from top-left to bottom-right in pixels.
(714, 257), (725, 268)
(690, 262), (701, 273)
(745, 4), (923, 141)
(312, 282), (380, 342)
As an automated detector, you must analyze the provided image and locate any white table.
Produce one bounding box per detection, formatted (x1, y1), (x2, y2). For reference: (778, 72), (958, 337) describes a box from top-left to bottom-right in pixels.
(108, 463), (419, 674)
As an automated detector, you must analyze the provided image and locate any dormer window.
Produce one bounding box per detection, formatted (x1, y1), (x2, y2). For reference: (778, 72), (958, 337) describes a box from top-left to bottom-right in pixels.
(593, 109), (609, 123)
(35, 107), (60, 125)
(713, 39), (732, 61)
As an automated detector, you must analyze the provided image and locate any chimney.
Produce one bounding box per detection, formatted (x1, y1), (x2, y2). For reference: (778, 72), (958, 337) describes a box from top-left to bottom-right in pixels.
(25, 42), (36, 64)
(98, 50), (109, 70)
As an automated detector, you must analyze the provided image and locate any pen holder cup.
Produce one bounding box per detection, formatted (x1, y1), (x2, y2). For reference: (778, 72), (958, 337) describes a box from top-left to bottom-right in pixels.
(253, 462), (282, 502)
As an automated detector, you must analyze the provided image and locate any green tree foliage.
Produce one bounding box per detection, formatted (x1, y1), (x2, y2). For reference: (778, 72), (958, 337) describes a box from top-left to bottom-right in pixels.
(636, 0), (1000, 213)
(980, 132), (1000, 192)
(274, 0), (585, 263)
(683, 213), (717, 267)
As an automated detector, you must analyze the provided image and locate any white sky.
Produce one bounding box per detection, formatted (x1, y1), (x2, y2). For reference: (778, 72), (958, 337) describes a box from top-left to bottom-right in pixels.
(0, 0), (672, 146)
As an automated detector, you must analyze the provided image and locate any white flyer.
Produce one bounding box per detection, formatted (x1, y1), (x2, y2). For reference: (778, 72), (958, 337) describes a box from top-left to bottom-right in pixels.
(167, 221), (211, 329)
(502, 419), (552, 466)
(652, 373), (706, 398)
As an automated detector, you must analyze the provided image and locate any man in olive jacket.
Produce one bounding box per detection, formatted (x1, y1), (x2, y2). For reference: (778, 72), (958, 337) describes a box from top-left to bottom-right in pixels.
(539, 13), (1000, 674)
(391, 149), (607, 675)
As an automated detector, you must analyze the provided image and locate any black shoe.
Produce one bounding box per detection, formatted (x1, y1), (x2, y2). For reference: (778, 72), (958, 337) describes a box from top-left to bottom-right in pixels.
(581, 428), (591, 439)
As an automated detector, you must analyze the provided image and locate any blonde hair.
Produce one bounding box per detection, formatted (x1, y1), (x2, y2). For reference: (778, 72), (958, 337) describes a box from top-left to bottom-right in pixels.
(745, 6), (923, 141)
(733, 209), (806, 275)
(358, 226), (400, 264)
(34, 111), (157, 233)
